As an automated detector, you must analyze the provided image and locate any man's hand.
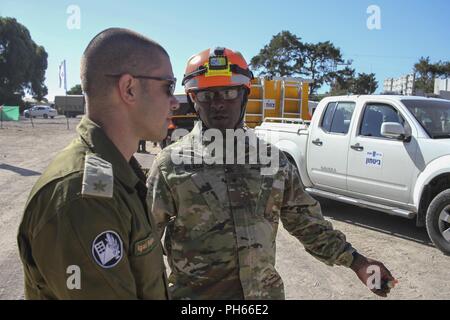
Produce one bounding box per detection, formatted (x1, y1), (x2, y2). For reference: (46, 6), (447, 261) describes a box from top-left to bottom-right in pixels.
(350, 253), (398, 297)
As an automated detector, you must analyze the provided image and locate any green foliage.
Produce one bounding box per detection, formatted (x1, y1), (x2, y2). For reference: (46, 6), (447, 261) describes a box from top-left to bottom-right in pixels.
(331, 72), (378, 95)
(414, 57), (450, 94)
(0, 17), (48, 104)
(301, 41), (352, 95)
(251, 31), (354, 95)
(67, 84), (83, 95)
(352, 73), (378, 94)
(250, 31), (303, 77)
(414, 57), (436, 93)
(330, 66), (355, 95)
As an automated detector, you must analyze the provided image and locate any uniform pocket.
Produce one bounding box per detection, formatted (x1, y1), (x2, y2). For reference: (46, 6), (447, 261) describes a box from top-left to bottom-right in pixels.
(261, 174), (285, 224)
(173, 167), (228, 240)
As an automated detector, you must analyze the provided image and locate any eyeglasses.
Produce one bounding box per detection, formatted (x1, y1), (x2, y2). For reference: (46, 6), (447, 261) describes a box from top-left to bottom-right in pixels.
(193, 88), (241, 103)
(105, 74), (177, 96)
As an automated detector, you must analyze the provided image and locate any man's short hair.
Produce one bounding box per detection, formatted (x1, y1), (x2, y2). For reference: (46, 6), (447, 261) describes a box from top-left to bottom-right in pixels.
(80, 28), (168, 101)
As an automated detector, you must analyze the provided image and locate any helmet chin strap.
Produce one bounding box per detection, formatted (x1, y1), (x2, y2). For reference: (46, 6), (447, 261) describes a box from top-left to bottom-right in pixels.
(187, 89), (249, 131)
(236, 90), (249, 129)
(187, 93), (209, 131)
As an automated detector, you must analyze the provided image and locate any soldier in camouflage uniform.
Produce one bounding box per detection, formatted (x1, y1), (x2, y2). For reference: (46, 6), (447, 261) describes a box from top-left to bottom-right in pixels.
(17, 29), (179, 299)
(147, 47), (396, 300)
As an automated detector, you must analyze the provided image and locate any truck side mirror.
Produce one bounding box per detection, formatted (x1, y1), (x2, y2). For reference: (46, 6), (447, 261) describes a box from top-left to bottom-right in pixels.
(381, 122), (408, 140)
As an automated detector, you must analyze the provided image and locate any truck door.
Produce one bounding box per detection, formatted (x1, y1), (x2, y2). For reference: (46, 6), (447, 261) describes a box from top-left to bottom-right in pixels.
(307, 101), (356, 191)
(347, 103), (417, 204)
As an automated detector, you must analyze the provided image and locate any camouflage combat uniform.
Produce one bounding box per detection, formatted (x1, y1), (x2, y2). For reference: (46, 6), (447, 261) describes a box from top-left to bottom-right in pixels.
(18, 117), (168, 299)
(147, 123), (356, 300)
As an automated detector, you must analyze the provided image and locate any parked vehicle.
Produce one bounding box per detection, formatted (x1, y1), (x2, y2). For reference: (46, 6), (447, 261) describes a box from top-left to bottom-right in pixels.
(255, 95), (450, 254)
(161, 94), (198, 148)
(23, 105), (58, 119)
(54, 95), (85, 118)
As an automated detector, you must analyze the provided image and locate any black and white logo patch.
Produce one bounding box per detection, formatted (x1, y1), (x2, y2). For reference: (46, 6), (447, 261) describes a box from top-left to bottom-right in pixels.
(92, 231), (123, 268)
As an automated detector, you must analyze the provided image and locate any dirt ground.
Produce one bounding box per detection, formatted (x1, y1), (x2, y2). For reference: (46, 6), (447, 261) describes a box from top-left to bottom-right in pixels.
(0, 117), (449, 300)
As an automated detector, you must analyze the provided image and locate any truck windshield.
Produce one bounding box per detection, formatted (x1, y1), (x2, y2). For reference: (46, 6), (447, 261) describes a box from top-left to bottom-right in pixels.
(402, 99), (450, 139)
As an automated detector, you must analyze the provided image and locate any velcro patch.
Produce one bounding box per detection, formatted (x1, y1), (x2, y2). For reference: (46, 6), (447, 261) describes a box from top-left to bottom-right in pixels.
(82, 154), (114, 198)
(92, 231), (123, 268)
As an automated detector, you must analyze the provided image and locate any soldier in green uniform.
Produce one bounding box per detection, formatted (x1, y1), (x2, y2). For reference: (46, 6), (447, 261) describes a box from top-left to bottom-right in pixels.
(147, 47), (396, 300)
(17, 28), (179, 299)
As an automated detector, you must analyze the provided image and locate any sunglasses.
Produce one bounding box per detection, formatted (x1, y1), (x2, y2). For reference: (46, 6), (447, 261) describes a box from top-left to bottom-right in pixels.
(105, 74), (177, 96)
(193, 88), (241, 103)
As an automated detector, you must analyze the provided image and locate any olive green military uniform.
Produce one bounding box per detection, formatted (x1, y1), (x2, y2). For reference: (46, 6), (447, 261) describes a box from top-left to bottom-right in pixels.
(147, 123), (356, 300)
(17, 117), (168, 299)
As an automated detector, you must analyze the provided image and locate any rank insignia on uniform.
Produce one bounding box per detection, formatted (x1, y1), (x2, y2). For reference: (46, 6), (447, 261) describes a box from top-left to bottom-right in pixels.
(92, 231), (123, 268)
(82, 154), (114, 198)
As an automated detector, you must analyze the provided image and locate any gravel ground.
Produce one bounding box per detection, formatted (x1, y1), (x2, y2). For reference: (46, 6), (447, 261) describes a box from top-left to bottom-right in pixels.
(0, 117), (449, 300)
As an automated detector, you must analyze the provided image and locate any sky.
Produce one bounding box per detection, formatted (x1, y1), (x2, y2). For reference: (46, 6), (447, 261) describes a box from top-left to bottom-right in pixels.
(1, 0), (450, 101)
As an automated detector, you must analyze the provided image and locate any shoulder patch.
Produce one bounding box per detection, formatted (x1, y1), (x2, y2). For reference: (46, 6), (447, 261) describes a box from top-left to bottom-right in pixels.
(82, 154), (114, 198)
(92, 231), (123, 268)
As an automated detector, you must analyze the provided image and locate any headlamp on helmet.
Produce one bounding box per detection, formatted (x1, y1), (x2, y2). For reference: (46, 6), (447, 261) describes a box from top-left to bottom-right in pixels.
(182, 47), (253, 92)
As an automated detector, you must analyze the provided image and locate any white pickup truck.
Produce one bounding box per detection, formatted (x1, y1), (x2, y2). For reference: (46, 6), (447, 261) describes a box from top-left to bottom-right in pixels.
(255, 95), (450, 254)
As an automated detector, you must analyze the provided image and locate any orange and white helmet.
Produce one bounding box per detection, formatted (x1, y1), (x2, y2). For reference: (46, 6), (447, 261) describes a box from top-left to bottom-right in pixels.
(182, 47), (253, 93)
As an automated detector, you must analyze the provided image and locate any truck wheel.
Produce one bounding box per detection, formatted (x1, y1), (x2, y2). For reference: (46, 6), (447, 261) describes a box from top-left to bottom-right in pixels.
(426, 189), (450, 255)
(43, 114), (48, 119)
(283, 153), (298, 170)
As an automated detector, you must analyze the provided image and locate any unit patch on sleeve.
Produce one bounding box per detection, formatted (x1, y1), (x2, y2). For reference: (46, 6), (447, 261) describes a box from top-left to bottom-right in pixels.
(92, 231), (123, 268)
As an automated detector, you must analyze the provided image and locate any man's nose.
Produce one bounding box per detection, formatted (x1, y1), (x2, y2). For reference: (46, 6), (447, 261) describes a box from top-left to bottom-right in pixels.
(210, 94), (225, 110)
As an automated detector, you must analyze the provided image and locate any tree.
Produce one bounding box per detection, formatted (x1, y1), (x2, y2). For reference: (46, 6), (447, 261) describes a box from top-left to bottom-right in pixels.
(331, 71), (378, 95)
(330, 66), (355, 95)
(250, 31), (303, 77)
(251, 32), (352, 95)
(0, 17), (48, 105)
(413, 57), (450, 94)
(352, 73), (378, 94)
(300, 41), (352, 95)
(30, 45), (48, 100)
(414, 57), (436, 94)
(441, 62), (450, 77)
(67, 84), (83, 95)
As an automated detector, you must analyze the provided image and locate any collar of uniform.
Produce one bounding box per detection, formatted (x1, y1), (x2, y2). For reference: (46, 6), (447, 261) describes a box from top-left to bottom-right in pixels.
(76, 116), (140, 190)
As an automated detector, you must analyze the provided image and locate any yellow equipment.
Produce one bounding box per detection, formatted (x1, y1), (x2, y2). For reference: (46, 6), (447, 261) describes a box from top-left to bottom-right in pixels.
(245, 77), (312, 128)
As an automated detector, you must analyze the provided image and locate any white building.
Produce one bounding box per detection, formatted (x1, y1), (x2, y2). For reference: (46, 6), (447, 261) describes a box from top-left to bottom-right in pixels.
(383, 74), (415, 95)
(435, 78), (450, 100)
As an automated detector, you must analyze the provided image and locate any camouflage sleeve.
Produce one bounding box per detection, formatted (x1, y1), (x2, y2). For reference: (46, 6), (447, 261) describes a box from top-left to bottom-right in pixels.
(279, 160), (355, 268)
(146, 160), (177, 239)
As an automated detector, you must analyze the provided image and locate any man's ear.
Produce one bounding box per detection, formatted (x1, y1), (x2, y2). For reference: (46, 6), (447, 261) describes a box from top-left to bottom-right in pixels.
(118, 74), (138, 105)
(187, 93), (199, 113)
